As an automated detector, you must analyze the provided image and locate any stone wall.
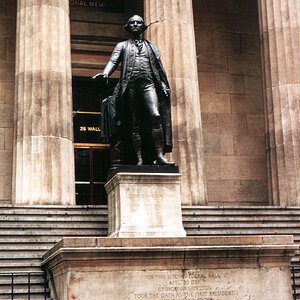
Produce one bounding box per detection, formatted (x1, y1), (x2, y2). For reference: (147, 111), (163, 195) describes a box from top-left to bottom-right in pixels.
(0, 0), (16, 203)
(193, 0), (268, 205)
(70, 7), (127, 78)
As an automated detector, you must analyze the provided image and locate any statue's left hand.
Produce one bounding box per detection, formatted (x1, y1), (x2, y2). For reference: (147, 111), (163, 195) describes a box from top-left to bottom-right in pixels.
(161, 82), (170, 97)
(163, 88), (170, 97)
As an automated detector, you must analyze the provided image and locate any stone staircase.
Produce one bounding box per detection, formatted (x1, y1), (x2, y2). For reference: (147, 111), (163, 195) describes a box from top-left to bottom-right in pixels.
(0, 205), (299, 299)
(182, 206), (300, 299)
(0, 205), (108, 299)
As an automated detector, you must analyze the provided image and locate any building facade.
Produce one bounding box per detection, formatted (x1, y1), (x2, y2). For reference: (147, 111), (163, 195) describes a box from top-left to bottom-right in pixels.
(0, 0), (299, 208)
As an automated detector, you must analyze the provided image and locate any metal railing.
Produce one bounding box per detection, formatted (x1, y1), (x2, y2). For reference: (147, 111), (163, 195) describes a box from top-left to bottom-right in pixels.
(0, 271), (48, 300)
(291, 266), (300, 300)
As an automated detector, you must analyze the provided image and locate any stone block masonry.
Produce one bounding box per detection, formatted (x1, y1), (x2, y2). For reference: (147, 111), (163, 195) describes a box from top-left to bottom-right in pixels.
(193, 0), (268, 206)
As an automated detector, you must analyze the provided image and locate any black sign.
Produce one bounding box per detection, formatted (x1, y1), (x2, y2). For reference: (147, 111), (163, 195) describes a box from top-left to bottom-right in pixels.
(70, 0), (125, 13)
(73, 114), (102, 143)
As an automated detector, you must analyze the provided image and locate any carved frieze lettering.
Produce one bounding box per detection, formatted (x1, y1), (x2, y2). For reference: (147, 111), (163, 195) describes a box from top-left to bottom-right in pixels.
(70, 0), (124, 13)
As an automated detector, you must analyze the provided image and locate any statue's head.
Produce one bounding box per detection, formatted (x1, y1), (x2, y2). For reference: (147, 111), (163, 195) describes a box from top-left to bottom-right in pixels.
(125, 15), (148, 35)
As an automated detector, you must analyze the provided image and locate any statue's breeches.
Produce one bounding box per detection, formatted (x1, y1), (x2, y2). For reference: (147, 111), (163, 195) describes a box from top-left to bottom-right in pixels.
(126, 78), (160, 124)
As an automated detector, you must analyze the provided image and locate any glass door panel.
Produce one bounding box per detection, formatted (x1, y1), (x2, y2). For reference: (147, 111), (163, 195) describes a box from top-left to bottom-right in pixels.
(73, 77), (117, 205)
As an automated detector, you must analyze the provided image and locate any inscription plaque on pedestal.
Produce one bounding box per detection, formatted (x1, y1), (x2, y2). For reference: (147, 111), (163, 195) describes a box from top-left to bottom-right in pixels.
(66, 269), (290, 300)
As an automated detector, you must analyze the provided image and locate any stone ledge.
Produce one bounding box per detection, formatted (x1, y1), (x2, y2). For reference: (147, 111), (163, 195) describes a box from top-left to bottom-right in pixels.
(107, 165), (179, 181)
(105, 172), (182, 193)
(42, 235), (298, 265)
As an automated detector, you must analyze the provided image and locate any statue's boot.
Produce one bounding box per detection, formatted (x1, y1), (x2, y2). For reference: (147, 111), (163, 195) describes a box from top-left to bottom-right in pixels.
(132, 126), (143, 166)
(157, 155), (174, 165)
(152, 124), (175, 166)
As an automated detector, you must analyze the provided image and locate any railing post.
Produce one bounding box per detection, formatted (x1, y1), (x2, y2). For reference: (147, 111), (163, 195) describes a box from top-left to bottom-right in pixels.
(44, 271), (47, 300)
(11, 273), (14, 300)
(292, 267), (297, 300)
(28, 272), (30, 300)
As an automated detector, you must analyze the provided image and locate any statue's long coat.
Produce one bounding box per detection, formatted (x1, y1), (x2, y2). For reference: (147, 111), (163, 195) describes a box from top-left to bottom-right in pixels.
(101, 39), (173, 161)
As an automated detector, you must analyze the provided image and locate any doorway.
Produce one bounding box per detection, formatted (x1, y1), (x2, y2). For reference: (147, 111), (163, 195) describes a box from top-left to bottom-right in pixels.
(73, 77), (116, 205)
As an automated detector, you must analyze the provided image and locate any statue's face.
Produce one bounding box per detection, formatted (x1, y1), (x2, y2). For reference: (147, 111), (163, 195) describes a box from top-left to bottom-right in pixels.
(127, 16), (144, 35)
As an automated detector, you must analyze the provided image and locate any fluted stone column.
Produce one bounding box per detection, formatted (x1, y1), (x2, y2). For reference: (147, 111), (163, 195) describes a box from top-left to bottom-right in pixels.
(144, 0), (207, 205)
(13, 0), (75, 205)
(259, 0), (300, 206)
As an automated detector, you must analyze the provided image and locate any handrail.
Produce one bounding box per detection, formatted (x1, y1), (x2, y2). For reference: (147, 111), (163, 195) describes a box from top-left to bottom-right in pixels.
(0, 271), (44, 275)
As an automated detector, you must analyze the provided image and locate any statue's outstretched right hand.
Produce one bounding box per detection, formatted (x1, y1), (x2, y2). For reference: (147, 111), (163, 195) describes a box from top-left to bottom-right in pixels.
(92, 73), (109, 83)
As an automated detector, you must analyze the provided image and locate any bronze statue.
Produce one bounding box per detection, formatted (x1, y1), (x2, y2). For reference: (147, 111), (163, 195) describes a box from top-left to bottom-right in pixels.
(93, 15), (174, 166)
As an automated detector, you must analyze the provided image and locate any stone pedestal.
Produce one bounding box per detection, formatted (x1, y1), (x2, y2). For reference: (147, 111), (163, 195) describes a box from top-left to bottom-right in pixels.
(105, 171), (186, 237)
(42, 236), (298, 300)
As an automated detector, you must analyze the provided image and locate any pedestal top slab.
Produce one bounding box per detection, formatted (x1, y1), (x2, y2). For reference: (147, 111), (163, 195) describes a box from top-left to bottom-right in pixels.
(108, 165), (179, 180)
(42, 235), (298, 264)
(105, 171), (182, 193)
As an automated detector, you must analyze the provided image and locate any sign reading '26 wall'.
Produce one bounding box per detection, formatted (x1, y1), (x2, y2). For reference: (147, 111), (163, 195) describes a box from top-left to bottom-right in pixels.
(70, 0), (125, 13)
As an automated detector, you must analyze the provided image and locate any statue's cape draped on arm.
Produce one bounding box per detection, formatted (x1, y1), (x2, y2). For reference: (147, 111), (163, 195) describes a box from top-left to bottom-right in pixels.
(100, 96), (119, 143)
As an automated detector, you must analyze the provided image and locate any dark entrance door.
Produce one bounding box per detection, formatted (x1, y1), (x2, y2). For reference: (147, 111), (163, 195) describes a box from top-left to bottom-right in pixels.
(72, 76), (116, 205)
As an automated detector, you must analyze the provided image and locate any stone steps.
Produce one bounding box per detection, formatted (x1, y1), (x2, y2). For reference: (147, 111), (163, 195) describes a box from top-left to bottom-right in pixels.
(183, 207), (300, 214)
(0, 206), (106, 299)
(182, 206), (300, 245)
(0, 205), (299, 298)
(0, 238), (61, 243)
(182, 206), (300, 299)
(183, 206), (300, 230)
(0, 230), (107, 236)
